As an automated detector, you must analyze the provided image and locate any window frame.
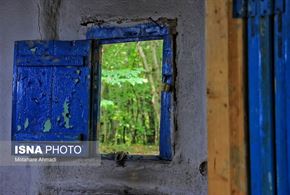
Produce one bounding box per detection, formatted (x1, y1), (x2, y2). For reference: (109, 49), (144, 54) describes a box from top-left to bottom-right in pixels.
(86, 23), (174, 160)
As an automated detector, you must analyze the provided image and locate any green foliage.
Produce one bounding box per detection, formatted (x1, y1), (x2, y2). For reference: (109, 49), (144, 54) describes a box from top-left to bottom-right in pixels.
(102, 68), (148, 86)
(100, 99), (115, 109)
(100, 40), (163, 155)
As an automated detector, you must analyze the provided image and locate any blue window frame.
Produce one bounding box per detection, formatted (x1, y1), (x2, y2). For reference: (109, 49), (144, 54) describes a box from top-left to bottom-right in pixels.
(87, 23), (174, 160)
(11, 23), (174, 160)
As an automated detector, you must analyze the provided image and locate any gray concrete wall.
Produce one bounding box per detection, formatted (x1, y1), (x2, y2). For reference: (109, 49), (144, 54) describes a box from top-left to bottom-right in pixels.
(0, 0), (207, 194)
(0, 1), (40, 194)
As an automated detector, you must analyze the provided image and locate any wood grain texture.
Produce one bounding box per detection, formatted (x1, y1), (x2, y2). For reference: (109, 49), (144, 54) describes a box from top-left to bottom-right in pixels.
(206, 0), (248, 194)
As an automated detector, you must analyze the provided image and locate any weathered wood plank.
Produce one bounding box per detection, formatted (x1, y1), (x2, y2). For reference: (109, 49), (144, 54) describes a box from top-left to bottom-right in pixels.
(228, 2), (247, 194)
(16, 40), (91, 56)
(16, 56), (86, 66)
(12, 40), (92, 142)
(207, 0), (231, 193)
(206, 0), (247, 194)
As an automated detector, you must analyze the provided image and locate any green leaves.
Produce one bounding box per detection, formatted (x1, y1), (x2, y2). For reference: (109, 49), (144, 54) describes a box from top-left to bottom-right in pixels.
(100, 99), (115, 108)
(100, 40), (163, 154)
(102, 68), (148, 86)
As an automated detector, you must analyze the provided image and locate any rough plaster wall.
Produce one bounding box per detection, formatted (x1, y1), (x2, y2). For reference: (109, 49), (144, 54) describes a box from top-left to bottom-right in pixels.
(38, 0), (61, 39)
(0, 0), (40, 194)
(0, 0), (207, 194)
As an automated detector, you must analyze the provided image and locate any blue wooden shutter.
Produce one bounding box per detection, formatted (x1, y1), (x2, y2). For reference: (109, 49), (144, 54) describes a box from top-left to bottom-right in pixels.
(12, 40), (93, 141)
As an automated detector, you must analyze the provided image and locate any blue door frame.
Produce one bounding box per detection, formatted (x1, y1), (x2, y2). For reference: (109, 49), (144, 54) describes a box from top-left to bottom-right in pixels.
(234, 0), (289, 194)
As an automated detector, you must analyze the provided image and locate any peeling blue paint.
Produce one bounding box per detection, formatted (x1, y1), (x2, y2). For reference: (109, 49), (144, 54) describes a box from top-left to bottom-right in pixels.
(12, 40), (92, 141)
(86, 23), (170, 40)
(24, 118), (29, 129)
(62, 99), (72, 129)
(74, 78), (80, 84)
(30, 47), (36, 53)
(43, 119), (52, 132)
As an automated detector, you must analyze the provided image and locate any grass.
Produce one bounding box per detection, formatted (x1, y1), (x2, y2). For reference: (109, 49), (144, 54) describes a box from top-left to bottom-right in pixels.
(100, 143), (159, 155)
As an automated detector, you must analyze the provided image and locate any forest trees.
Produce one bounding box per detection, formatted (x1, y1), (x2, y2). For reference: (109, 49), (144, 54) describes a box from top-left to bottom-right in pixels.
(100, 40), (163, 155)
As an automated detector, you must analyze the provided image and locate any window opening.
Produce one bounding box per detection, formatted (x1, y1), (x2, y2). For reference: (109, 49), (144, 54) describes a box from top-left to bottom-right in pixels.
(99, 40), (163, 155)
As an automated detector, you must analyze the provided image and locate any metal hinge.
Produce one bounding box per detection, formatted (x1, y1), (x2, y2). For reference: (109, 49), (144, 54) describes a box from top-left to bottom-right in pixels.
(233, 0), (285, 18)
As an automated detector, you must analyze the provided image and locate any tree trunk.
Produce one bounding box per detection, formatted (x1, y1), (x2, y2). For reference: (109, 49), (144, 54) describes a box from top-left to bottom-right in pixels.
(137, 43), (160, 145)
(147, 105), (156, 144)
